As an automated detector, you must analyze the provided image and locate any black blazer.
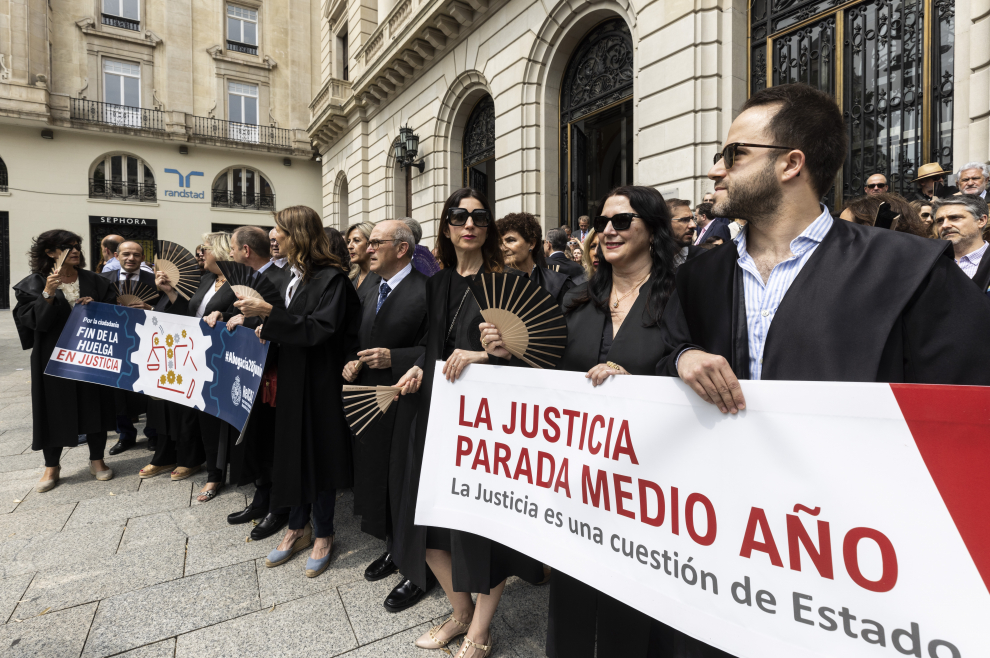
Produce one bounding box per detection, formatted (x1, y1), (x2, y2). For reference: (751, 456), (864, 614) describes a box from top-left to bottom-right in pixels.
(353, 271), (383, 310)
(657, 219), (990, 385)
(559, 278), (667, 375)
(156, 272), (235, 320)
(101, 268), (160, 303)
(353, 268), (429, 385)
(548, 252), (586, 281)
(972, 249), (990, 295)
(523, 265), (573, 305)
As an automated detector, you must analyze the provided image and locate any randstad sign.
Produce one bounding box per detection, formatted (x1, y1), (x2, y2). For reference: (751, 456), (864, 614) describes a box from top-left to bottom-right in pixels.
(163, 168), (205, 199)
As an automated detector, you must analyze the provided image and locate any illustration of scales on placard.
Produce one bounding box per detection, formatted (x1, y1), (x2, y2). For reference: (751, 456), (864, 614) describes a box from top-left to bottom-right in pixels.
(130, 314), (213, 410)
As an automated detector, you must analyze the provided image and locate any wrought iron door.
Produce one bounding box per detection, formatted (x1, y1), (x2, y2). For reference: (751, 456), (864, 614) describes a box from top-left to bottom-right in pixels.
(463, 95), (495, 201)
(750, 0), (954, 206)
(0, 212), (8, 310)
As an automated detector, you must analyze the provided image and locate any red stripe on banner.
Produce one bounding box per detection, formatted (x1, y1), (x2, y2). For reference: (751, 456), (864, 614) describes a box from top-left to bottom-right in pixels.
(890, 384), (990, 595)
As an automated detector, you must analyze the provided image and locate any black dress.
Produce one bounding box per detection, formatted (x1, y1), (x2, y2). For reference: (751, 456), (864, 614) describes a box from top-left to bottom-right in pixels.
(13, 270), (118, 451)
(548, 278), (697, 658)
(392, 268), (544, 595)
(260, 265), (361, 508)
(352, 271), (383, 309)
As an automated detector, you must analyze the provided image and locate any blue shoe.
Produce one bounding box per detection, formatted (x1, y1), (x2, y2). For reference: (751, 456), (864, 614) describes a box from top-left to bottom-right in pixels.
(264, 526), (311, 568)
(305, 537), (334, 578)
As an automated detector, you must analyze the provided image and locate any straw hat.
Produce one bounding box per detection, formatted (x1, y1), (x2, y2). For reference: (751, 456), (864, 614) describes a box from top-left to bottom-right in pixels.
(912, 163), (951, 182)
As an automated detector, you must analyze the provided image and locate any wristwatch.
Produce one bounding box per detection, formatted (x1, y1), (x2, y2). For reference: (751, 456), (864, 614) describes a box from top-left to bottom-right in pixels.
(42, 291), (51, 299)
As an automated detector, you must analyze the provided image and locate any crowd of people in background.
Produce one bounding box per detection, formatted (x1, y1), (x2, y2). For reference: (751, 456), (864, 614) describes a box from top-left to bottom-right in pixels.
(11, 82), (990, 658)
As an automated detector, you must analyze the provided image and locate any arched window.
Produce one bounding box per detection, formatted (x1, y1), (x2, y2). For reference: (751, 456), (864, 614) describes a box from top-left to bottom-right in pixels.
(560, 18), (634, 227)
(89, 152), (156, 202)
(0, 156), (7, 192)
(212, 166), (275, 210)
(463, 95), (495, 202)
(338, 175), (350, 227)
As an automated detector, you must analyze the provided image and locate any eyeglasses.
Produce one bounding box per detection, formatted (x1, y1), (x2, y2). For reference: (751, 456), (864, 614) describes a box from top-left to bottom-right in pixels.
(866, 183), (888, 190)
(714, 143), (796, 168)
(446, 208), (491, 227)
(58, 243), (82, 252)
(593, 213), (643, 232)
(367, 237), (400, 250)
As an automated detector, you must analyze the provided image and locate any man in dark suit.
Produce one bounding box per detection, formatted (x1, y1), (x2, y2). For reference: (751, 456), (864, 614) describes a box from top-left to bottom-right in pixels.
(102, 241), (159, 455)
(224, 227), (293, 541)
(932, 195), (990, 295)
(693, 203), (732, 245)
(545, 227), (587, 282)
(342, 219), (432, 612)
(666, 198), (704, 268)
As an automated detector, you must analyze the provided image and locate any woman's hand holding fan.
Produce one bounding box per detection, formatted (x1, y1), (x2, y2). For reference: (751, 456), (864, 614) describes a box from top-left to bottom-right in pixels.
(479, 322), (512, 360)
(394, 365), (423, 398)
(234, 296), (272, 318)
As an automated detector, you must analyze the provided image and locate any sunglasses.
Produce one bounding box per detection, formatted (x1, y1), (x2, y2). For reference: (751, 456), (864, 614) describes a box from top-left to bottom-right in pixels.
(58, 243), (82, 252)
(446, 208), (491, 227)
(866, 183), (888, 189)
(714, 143), (796, 168)
(593, 213), (643, 232)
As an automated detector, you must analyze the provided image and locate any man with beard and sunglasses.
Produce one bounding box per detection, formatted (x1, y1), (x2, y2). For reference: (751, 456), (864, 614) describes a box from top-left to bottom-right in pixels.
(656, 84), (990, 441)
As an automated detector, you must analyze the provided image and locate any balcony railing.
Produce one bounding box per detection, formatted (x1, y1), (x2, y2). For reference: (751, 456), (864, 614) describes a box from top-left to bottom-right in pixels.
(227, 40), (258, 55)
(211, 189), (276, 211)
(101, 14), (140, 31)
(192, 116), (291, 148)
(89, 179), (158, 203)
(71, 98), (165, 132)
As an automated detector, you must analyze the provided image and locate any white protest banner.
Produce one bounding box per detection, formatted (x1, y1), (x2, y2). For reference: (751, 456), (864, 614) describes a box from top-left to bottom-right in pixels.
(415, 363), (990, 658)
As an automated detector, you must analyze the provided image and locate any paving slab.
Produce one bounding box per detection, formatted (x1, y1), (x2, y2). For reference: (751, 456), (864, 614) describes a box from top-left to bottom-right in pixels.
(0, 525), (124, 579)
(0, 479), (36, 514)
(64, 480), (192, 529)
(114, 638), (177, 658)
(83, 561), (261, 657)
(0, 601), (98, 658)
(184, 522), (281, 576)
(175, 589), (358, 658)
(334, 622), (435, 658)
(0, 502), (76, 544)
(118, 492), (246, 551)
(15, 467), (142, 513)
(0, 573), (34, 624)
(12, 535), (186, 618)
(338, 571), (453, 645)
(493, 577), (551, 658)
(0, 452), (44, 474)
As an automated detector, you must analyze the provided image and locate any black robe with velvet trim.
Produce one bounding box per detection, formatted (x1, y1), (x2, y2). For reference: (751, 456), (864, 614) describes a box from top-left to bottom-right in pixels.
(260, 265), (362, 508)
(349, 268), (429, 540)
(102, 269), (160, 422)
(392, 268), (544, 595)
(13, 269), (118, 450)
(656, 219), (990, 385)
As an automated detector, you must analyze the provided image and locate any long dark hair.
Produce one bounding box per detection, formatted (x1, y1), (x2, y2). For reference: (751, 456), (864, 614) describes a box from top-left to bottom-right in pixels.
(28, 229), (86, 274)
(571, 185), (679, 327)
(435, 188), (504, 273)
(273, 205), (345, 281)
(324, 227), (351, 271)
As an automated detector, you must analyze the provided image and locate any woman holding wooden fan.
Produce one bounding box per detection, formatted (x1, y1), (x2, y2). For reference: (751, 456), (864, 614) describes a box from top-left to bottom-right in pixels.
(482, 185), (682, 658)
(235, 205), (361, 579)
(12, 230), (117, 492)
(392, 188), (543, 658)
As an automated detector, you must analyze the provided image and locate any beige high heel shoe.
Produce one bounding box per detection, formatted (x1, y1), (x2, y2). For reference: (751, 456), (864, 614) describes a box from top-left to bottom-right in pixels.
(415, 614), (472, 649)
(455, 630), (495, 658)
(90, 462), (114, 481)
(36, 466), (60, 493)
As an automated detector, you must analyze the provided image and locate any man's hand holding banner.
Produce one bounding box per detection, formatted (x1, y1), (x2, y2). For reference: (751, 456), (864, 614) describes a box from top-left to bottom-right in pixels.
(44, 302), (268, 431)
(416, 363), (990, 658)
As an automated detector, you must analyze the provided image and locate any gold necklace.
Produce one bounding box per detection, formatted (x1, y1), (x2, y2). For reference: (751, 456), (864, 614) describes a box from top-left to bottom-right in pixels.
(611, 274), (650, 309)
(215, 276), (227, 291)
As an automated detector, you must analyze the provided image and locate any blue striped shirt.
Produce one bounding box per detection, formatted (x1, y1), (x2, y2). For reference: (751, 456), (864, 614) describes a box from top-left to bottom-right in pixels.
(734, 207), (833, 380)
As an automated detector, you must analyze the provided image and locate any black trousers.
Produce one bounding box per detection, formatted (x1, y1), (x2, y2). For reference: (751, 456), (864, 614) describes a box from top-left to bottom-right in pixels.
(196, 412), (226, 484)
(151, 403), (205, 468)
(249, 478), (289, 515)
(288, 489), (336, 538)
(43, 432), (107, 467)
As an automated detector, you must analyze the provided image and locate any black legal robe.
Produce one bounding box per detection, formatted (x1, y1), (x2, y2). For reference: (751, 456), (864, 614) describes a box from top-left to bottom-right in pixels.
(656, 218), (990, 386)
(12, 269), (117, 450)
(260, 265), (362, 508)
(352, 271), (383, 310)
(971, 248), (990, 295)
(391, 268), (544, 595)
(548, 251), (586, 282)
(349, 268), (429, 539)
(102, 269), (160, 423)
(526, 265), (573, 305)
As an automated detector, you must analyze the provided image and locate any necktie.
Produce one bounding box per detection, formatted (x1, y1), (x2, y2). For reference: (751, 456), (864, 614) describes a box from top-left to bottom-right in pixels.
(376, 281), (391, 313)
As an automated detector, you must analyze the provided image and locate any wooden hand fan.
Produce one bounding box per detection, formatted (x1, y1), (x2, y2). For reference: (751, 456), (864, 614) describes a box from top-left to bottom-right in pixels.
(51, 249), (70, 275)
(115, 279), (159, 307)
(468, 272), (568, 369)
(154, 241), (201, 300)
(342, 385), (402, 435)
(215, 261), (285, 310)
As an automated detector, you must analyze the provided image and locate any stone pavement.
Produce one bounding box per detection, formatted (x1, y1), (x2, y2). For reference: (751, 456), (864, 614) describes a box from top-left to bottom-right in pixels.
(0, 310), (549, 657)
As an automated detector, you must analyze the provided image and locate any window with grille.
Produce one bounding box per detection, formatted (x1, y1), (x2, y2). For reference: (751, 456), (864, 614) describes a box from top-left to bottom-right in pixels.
(102, 0), (139, 30)
(227, 6), (259, 55)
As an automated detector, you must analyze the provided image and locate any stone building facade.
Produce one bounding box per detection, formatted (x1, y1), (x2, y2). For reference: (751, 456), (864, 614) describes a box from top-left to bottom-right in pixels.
(308, 0), (990, 243)
(0, 0), (324, 307)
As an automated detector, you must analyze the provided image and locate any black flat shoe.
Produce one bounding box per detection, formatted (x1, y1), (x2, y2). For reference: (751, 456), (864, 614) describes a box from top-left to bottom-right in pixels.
(250, 512), (289, 541)
(108, 439), (136, 456)
(365, 552), (399, 581)
(383, 577), (432, 613)
(146, 439), (157, 451)
(227, 506), (267, 525)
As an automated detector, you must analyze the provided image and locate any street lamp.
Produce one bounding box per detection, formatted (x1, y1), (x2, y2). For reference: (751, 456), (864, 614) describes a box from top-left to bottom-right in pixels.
(394, 125), (425, 173)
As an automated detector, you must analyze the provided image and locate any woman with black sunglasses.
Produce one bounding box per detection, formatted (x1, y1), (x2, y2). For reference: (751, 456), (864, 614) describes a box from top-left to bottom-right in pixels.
(481, 185), (681, 658)
(13, 230), (117, 492)
(392, 188), (542, 657)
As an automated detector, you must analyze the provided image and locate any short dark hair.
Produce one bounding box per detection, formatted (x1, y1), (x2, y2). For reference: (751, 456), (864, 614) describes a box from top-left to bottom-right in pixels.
(232, 226), (271, 259)
(497, 212), (547, 267)
(101, 236), (121, 254)
(742, 83), (846, 199)
(696, 202), (714, 220)
(666, 198), (691, 213)
(547, 228), (569, 253)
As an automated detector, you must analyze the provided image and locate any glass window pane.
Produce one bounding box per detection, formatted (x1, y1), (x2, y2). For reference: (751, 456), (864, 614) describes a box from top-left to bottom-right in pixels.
(104, 73), (122, 105)
(233, 168), (244, 197)
(246, 169), (256, 200)
(229, 94), (242, 122)
(102, 0), (117, 16)
(244, 96), (258, 125)
(260, 175), (272, 196)
(122, 0), (139, 20)
(214, 173), (228, 191)
(123, 75), (140, 107)
(111, 155), (122, 182)
(228, 17), (240, 41)
(94, 161), (106, 182)
(244, 22), (257, 46)
(143, 164), (155, 185)
(127, 157), (138, 185)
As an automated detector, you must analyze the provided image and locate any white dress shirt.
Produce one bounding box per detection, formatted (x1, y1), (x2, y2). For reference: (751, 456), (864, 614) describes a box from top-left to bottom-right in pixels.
(284, 265), (303, 307)
(383, 262), (412, 290)
(955, 241), (989, 279)
(195, 283), (219, 319)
